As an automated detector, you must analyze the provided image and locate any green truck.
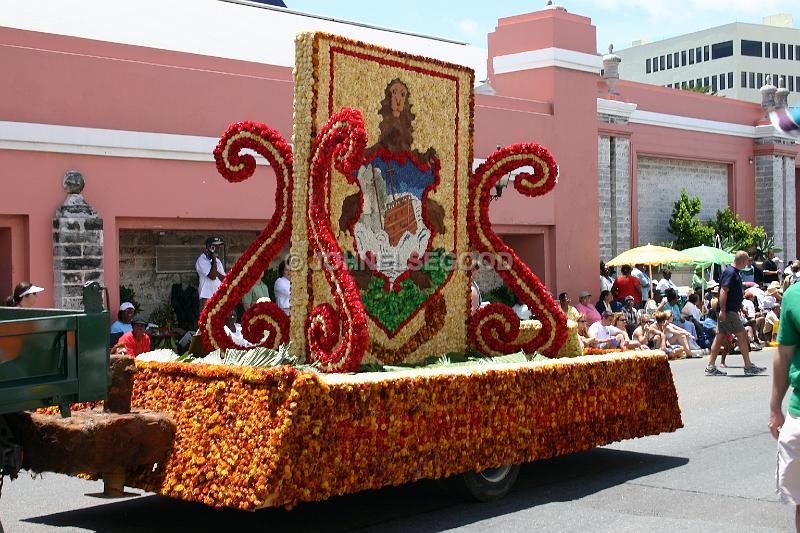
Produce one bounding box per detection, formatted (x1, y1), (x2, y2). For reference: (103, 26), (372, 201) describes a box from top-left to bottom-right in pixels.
(0, 282), (110, 479)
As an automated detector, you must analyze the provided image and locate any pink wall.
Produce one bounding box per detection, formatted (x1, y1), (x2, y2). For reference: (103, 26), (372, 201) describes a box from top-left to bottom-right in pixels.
(2, 5), (797, 313)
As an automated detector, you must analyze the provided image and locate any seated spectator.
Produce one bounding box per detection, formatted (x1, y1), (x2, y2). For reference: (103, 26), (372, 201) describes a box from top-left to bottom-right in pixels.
(576, 314), (599, 350)
(664, 310), (699, 357)
(656, 269), (678, 293)
(575, 291), (601, 325)
(764, 302), (780, 341)
(242, 275), (271, 312)
(117, 316), (151, 357)
(589, 310), (628, 349)
(657, 288), (698, 340)
(558, 292), (580, 321)
(611, 312), (642, 349)
(651, 311), (690, 359)
(783, 261), (800, 291)
(224, 310), (254, 348)
(595, 290), (614, 316)
(742, 291), (766, 345)
(612, 265), (642, 307)
(110, 302), (135, 335)
(632, 314), (659, 348)
(621, 296), (640, 336)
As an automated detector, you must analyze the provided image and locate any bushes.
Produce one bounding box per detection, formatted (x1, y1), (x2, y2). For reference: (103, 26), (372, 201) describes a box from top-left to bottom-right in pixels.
(667, 190), (715, 249)
(667, 189), (769, 252)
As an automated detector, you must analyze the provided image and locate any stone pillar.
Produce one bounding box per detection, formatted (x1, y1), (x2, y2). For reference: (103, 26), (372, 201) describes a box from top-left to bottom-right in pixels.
(53, 171), (104, 309)
(597, 134), (632, 261)
(755, 154), (797, 262)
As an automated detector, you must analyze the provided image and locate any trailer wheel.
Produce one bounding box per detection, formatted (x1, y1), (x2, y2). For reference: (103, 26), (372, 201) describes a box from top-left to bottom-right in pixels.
(456, 463), (520, 502)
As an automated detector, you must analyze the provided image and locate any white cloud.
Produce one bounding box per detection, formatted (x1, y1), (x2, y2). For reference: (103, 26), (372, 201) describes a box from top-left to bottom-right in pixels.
(458, 17), (479, 36)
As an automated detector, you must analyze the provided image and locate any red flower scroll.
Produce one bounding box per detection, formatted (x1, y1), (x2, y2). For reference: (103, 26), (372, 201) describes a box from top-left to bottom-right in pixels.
(199, 122), (293, 351)
(468, 144), (567, 356)
(305, 108), (369, 372)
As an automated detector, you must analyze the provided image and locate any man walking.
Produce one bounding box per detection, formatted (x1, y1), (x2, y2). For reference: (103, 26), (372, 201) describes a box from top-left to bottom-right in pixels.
(705, 251), (766, 376)
(770, 282), (800, 531)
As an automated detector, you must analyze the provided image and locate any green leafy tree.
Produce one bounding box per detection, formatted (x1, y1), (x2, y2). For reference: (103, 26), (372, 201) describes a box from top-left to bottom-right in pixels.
(667, 189), (715, 249)
(708, 207), (766, 252)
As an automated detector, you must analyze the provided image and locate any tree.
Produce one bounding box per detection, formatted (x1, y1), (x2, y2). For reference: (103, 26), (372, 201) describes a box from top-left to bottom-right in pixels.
(667, 189), (715, 249)
(708, 207), (766, 253)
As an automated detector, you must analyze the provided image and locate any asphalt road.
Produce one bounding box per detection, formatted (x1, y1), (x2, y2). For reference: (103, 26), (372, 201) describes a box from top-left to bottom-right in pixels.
(1, 349), (792, 532)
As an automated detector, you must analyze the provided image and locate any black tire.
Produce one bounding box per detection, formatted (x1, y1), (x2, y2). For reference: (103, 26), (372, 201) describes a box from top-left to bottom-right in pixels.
(454, 464), (521, 502)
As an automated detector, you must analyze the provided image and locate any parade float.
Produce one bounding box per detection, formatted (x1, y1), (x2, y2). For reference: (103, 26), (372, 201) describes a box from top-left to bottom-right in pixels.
(4, 33), (681, 511)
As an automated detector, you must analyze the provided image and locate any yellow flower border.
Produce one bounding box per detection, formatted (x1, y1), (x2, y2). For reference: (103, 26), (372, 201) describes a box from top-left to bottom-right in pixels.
(126, 351), (682, 510)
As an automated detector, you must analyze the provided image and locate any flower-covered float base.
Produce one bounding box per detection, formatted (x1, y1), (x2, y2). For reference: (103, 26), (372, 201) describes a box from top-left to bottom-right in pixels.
(124, 351), (682, 510)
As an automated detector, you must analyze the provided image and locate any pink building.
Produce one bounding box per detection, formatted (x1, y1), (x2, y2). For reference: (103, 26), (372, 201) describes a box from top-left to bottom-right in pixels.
(1, 1), (797, 316)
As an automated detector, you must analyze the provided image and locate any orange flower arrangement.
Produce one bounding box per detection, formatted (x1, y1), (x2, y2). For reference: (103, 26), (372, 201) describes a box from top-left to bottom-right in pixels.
(124, 351), (682, 510)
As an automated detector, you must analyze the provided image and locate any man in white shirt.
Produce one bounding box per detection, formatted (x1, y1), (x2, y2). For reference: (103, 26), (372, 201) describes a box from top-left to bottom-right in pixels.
(274, 260), (291, 316)
(588, 310), (625, 349)
(632, 265), (651, 304)
(196, 236), (226, 312)
(656, 269), (678, 294)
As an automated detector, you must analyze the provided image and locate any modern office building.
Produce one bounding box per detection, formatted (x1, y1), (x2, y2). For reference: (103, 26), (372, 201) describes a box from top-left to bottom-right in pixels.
(616, 16), (800, 105)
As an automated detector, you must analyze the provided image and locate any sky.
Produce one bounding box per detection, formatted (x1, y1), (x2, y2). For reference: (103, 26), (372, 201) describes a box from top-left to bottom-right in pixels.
(286, 0), (800, 53)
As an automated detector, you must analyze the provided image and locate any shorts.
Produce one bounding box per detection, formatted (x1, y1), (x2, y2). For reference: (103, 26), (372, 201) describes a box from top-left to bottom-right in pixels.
(718, 312), (745, 335)
(778, 412), (800, 504)
(597, 338), (619, 349)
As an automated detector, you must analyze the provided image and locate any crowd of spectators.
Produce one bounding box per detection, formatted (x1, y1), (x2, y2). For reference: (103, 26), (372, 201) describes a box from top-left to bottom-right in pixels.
(555, 255), (800, 360)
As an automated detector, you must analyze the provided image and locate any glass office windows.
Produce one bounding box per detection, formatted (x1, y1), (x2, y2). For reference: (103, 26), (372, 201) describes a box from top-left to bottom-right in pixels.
(719, 74), (726, 90)
(696, 47), (702, 63)
(712, 41), (734, 59)
(791, 45), (795, 61)
(712, 76), (718, 92)
(757, 73), (763, 87)
(681, 50), (687, 66)
(674, 52), (680, 67)
(741, 72), (747, 88)
(689, 80), (695, 88)
(689, 48), (695, 64)
(749, 71), (755, 89)
(653, 57), (659, 72)
(781, 43), (787, 59)
(727, 72), (734, 89)
(773, 42), (779, 58)
(790, 76), (795, 92)
(667, 54), (672, 69)
(765, 42), (771, 58)
(796, 45), (800, 60)
(704, 76), (710, 88)
(697, 78), (702, 87)
(741, 40), (762, 57)
(704, 45), (710, 61)
(646, 58), (652, 74)
(660, 56), (665, 70)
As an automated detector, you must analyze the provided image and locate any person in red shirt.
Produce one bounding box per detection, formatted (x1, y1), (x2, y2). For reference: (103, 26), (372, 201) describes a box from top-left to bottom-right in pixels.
(116, 316), (151, 357)
(612, 265), (642, 306)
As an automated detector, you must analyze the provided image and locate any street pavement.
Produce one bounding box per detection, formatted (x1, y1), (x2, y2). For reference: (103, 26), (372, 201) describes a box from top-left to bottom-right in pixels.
(1, 348), (792, 532)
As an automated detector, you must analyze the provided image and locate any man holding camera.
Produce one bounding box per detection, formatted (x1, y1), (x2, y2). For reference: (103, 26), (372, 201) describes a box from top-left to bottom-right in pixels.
(196, 236), (226, 313)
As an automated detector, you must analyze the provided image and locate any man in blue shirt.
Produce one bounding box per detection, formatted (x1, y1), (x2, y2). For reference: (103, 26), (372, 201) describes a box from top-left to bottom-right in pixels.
(705, 251), (766, 376)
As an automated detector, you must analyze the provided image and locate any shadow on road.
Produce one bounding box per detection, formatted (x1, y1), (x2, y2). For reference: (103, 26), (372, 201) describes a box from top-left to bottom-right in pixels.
(22, 448), (688, 532)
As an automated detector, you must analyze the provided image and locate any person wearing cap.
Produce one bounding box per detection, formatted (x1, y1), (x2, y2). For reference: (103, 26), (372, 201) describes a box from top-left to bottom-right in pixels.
(575, 291), (601, 325)
(764, 301), (781, 342)
(110, 302), (136, 335)
(621, 296), (640, 336)
(116, 316), (151, 357)
(196, 236), (226, 312)
(5, 281), (44, 308)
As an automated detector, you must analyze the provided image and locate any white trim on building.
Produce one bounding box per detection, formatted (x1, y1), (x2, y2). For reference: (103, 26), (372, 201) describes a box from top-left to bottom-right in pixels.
(493, 47), (602, 75)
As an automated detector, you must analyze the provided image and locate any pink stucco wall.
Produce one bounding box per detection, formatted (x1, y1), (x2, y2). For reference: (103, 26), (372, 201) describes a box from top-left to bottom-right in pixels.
(1, 5), (797, 312)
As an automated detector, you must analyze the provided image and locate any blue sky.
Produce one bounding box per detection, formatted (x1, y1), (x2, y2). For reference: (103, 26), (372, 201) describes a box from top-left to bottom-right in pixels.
(287, 0), (800, 53)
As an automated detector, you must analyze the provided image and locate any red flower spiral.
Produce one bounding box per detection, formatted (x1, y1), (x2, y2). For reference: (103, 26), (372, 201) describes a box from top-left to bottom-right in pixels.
(305, 108), (369, 372)
(468, 143), (567, 356)
(199, 121), (294, 351)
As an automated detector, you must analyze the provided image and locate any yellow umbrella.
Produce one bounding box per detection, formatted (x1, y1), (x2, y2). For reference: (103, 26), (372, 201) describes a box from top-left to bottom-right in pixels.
(605, 244), (692, 267)
(606, 245), (693, 298)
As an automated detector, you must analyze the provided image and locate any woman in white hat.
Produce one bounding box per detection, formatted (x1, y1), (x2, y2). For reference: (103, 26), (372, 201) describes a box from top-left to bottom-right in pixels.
(111, 302), (136, 335)
(5, 281), (44, 307)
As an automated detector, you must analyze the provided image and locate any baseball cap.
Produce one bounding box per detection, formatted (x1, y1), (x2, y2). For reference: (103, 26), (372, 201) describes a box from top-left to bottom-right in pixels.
(119, 302), (135, 311)
(131, 315), (148, 325)
(18, 285), (44, 298)
(205, 236), (225, 247)
(624, 295), (635, 302)
(579, 290), (591, 298)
